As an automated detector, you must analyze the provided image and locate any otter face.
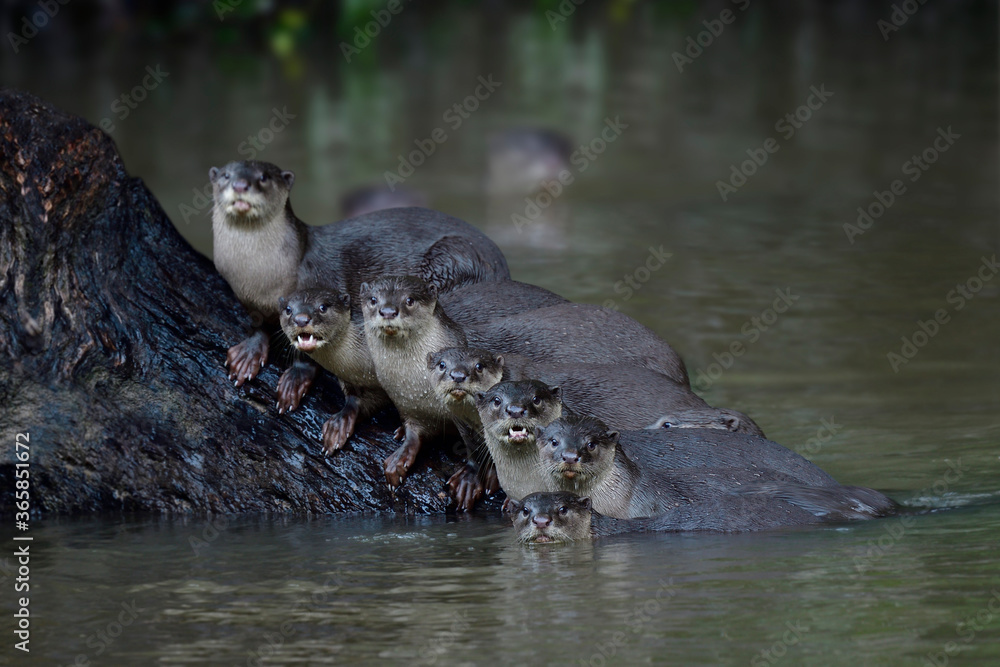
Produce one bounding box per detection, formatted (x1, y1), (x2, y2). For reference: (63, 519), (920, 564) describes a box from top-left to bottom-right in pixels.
(427, 347), (504, 414)
(646, 407), (762, 436)
(535, 416), (619, 492)
(360, 276), (438, 342)
(475, 380), (562, 450)
(279, 289), (351, 353)
(210, 160), (294, 224)
(509, 492), (592, 543)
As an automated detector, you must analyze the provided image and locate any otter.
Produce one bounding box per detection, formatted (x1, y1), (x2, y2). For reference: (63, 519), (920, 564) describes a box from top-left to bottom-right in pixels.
(535, 415), (897, 520)
(361, 276), (469, 489)
(437, 281), (569, 329)
(208, 160), (509, 404)
(487, 127), (572, 196)
(278, 289), (389, 453)
(465, 303), (690, 386)
(427, 347), (763, 435)
(509, 492), (829, 542)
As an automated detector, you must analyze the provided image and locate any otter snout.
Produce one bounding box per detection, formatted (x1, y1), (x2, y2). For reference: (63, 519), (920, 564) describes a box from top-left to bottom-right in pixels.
(449, 369), (468, 383)
(561, 449), (580, 464)
(232, 178), (250, 194)
(293, 313), (311, 327)
(379, 306), (399, 320)
(532, 513), (552, 528)
(506, 405), (526, 418)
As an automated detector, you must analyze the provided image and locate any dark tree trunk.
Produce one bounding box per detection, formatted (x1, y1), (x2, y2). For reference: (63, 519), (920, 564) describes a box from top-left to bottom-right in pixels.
(0, 89), (477, 515)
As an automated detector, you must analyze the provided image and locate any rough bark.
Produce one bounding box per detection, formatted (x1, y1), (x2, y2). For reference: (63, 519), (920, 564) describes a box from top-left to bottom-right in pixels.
(0, 89), (486, 514)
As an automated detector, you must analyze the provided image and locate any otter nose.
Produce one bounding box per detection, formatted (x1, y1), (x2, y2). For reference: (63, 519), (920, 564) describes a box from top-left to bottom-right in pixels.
(505, 404), (525, 418)
(293, 314), (311, 327)
(449, 369), (467, 383)
(533, 514), (552, 528)
(379, 307), (398, 319)
(561, 449), (580, 464)
(232, 178), (249, 193)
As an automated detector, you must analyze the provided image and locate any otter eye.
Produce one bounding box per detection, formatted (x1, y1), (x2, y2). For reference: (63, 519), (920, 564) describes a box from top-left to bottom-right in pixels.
(586, 441), (596, 451)
(532, 396), (541, 406)
(492, 396), (502, 407)
(405, 297), (415, 307)
(550, 439), (558, 447)
(521, 507), (530, 517)
(369, 297), (377, 305)
(284, 306), (292, 315)
(474, 363), (484, 372)
(222, 172), (230, 180)
(438, 362), (447, 371)
(558, 506), (569, 515)
(661, 422), (673, 429)
(259, 173), (269, 183)
(318, 304), (328, 313)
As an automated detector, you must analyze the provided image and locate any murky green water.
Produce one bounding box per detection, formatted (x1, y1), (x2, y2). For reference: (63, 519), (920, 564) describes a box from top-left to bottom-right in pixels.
(3, 3), (999, 665)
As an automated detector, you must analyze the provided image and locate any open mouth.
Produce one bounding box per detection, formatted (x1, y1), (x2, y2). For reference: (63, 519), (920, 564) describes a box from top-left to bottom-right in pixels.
(449, 389), (468, 400)
(379, 325), (399, 336)
(507, 425), (530, 443)
(295, 333), (322, 352)
(231, 199), (252, 214)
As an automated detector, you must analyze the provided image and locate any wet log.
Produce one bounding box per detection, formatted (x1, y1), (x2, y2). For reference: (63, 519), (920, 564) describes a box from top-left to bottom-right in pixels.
(0, 88), (480, 514)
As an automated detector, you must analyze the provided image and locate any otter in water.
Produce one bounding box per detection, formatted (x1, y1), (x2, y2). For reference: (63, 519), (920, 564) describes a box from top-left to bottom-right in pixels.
(361, 276), (468, 489)
(535, 415), (897, 520)
(509, 492), (830, 542)
(278, 289), (389, 453)
(465, 303), (690, 386)
(427, 346), (762, 435)
(209, 160), (509, 404)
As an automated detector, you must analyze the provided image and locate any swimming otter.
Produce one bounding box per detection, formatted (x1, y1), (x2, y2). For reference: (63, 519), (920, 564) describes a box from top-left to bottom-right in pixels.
(427, 347), (762, 435)
(509, 492), (827, 542)
(209, 160), (509, 402)
(278, 289), (389, 453)
(361, 276), (468, 489)
(465, 303), (690, 386)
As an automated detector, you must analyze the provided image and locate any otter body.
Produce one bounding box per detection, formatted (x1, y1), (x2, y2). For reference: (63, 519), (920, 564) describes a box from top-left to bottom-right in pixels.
(466, 303), (689, 386)
(509, 492), (827, 543)
(209, 160), (509, 394)
(428, 347), (761, 435)
(361, 276), (468, 488)
(279, 289), (389, 453)
(438, 281), (569, 329)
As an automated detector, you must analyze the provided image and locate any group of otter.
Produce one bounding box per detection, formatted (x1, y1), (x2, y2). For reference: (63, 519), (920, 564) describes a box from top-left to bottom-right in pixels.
(210, 159), (897, 544)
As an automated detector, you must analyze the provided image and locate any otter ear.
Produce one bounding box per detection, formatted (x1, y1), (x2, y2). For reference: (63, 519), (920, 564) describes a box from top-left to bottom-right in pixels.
(339, 293), (351, 309)
(359, 282), (369, 296)
(278, 296), (287, 308)
(494, 354), (504, 368)
(506, 499), (522, 515)
(426, 351), (438, 369)
(605, 430), (620, 443)
(578, 497), (592, 511)
(474, 392), (486, 405)
(209, 166), (220, 181)
(281, 170), (295, 189)
(533, 426), (545, 441)
(548, 385), (560, 398)
(427, 282), (438, 298)
(722, 415), (741, 432)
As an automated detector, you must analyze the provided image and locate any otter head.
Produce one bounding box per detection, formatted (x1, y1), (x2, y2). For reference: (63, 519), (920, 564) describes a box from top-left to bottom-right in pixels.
(427, 347), (504, 416)
(209, 160), (295, 226)
(359, 276), (438, 342)
(647, 407), (763, 437)
(535, 415), (619, 493)
(278, 289), (352, 353)
(474, 380), (562, 451)
(509, 492), (593, 544)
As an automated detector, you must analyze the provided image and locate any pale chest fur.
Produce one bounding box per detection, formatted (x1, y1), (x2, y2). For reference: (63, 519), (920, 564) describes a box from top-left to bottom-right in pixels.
(310, 327), (379, 389)
(485, 436), (552, 502)
(213, 216), (302, 317)
(372, 336), (447, 422)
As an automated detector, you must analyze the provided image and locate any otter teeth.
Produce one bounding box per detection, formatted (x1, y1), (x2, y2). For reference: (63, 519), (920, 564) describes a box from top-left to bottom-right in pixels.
(296, 334), (320, 351)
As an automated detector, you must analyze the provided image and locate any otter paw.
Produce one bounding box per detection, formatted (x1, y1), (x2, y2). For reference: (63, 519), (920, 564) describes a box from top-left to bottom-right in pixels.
(501, 497), (516, 514)
(276, 364), (316, 414)
(483, 466), (501, 496)
(226, 335), (269, 387)
(384, 442), (420, 489)
(393, 426), (406, 442)
(447, 465), (485, 512)
(322, 410), (357, 455)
